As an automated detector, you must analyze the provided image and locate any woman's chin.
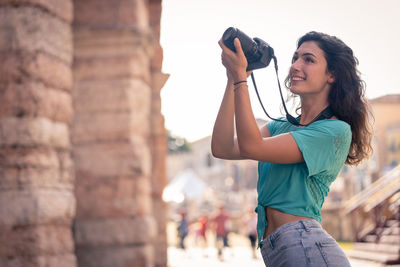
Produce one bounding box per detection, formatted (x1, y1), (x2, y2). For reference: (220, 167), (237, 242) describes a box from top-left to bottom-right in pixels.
(289, 86), (301, 94)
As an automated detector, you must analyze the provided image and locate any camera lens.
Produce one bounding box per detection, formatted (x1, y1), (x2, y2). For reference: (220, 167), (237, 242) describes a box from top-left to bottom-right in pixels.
(222, 27), (238, 52)
(222, 27), (260, 64)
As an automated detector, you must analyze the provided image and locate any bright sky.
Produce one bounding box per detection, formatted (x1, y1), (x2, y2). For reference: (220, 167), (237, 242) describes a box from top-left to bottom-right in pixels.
(160, 0), (400, 142)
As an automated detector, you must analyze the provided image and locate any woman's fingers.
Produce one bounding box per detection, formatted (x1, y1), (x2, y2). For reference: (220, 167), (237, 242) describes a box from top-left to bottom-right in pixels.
(218, 39), (225, 49)
(219, 37), (248, 79)
(233, 38), (245, 57)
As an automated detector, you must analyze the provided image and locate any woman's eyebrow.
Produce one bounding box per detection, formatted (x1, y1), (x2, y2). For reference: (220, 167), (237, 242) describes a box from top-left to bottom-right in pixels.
(294, 51), (317, 58)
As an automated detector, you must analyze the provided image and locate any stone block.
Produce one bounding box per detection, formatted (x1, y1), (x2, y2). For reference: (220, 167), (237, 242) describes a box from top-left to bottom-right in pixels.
(73, 138), (152, 177)
(74, 174), (151, 219)
(74, 0), (149, 29)
(0, 82), (73, 124)
(0, 166), (73, 191)
(0, 254), (77, 267)
(0, 117), (70, 148)
(0, 146), (58, 169)
(72, 111), (132, 144)
(149, 0), (161, 31)
(0, 7), (72, 63)
(72, 79), (151, 114)
(57, 150), (74, 187)
(74, 28), (154, 60)
(0, 149), (74, 191)
(0, 51), (72, 91)
(73, 52), (151, 83)
(15, 118), (66, 147)
(152, 198), (166, 233)
(0, 224), (74, 257)
(72, 110), (150, 144)
(151, 71), (169, 92)
(74, 217), (156, 247)
(151, 44), (163, 71)
(0, 0), (73, 23)
(154, 236), (167, 267)
(151, 199), (167, 267)
(150, 114), (165, 136)
(150, 136), (167, 196)
(0, 189), (75, 226)
(76, 245), (153, 267)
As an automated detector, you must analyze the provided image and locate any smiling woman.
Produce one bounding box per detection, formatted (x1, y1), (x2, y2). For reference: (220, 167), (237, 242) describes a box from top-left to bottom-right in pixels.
(211, 31), (373, 266)
(289, 42), (335, 99)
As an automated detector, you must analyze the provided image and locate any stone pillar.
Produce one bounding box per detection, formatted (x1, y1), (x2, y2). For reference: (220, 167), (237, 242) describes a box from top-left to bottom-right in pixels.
(0, 1), (76, 267)
(72, 0), (163, 266)
(149, 1), (169, 267)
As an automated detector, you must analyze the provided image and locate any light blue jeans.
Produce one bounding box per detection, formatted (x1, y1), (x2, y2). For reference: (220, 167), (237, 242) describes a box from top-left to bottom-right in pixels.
(260, 219), (351, 267)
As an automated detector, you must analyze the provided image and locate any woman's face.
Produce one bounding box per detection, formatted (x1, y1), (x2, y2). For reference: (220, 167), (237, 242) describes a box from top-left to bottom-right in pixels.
(289, 41), (335, 96)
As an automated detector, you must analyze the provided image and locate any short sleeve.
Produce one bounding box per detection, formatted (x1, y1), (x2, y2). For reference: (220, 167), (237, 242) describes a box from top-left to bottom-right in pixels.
(290, 121), (351, 177)
(267, 118), (285, 136)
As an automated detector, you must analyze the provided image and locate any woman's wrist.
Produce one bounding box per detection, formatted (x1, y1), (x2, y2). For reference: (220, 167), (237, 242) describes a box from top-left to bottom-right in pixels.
(233, 80), (247, 86)
(233, 70), (248, 82)
(234, 82), (248, 92)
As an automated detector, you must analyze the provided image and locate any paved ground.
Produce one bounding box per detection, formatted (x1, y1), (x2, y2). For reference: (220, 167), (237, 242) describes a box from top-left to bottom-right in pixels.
(167, 246), (390, 267)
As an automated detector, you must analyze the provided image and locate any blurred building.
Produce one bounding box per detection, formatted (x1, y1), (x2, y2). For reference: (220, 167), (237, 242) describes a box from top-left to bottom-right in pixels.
(371, 94), (400, 173)
(0, 1), (168, 267)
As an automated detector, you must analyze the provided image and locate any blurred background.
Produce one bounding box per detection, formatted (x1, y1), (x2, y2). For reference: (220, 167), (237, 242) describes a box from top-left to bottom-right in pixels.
(162, 0), (400, 266)
(0, 0), (399, 267)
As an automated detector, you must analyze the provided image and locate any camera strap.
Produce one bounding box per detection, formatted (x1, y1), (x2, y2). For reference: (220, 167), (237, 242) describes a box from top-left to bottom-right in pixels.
(251, 56), (333, 127)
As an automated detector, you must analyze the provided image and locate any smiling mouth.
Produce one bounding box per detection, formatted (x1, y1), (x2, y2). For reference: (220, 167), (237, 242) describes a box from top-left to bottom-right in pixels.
(291, 76), (305, 81)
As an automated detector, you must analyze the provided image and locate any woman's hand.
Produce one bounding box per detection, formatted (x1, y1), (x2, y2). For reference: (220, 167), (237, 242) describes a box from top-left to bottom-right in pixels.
(219, 38), (251, 83)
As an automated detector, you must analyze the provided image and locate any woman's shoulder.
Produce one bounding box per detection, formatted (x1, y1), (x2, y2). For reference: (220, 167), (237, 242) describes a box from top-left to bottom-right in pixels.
(303, 119), (351, 139)
(266, 117), (289, 133)
(310, 119), (350, 131)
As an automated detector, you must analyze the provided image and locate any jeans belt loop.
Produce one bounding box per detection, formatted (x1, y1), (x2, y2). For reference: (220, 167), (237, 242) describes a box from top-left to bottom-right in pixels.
(300, 220), (310, 232)
(268, 235), (275, 249)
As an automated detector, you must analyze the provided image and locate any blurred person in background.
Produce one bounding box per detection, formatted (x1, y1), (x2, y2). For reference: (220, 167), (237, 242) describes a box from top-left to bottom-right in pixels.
(212, 206), (230, 261)
(194, 215), (209, 257)
(177, 210), (189, 250)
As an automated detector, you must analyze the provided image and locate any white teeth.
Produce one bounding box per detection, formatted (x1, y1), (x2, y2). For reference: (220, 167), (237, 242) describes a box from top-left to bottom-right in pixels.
(292, 77), (304, 81)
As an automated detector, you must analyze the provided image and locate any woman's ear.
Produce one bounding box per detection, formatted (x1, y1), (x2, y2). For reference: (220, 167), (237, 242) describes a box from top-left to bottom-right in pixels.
(328, 71), (335, 84)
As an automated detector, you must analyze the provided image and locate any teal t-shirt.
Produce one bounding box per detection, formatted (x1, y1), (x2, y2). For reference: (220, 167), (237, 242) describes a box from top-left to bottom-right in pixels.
(255, 118), (351, 246)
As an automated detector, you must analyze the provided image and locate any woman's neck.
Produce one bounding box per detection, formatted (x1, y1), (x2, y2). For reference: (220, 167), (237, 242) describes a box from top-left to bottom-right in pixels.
(299, 97), (330, 125)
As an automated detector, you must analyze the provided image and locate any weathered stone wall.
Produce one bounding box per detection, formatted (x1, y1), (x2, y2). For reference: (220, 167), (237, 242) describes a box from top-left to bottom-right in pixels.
(0, 0), (167, 266)
(0, 0), (77, 266)
(72, 0), (167, 267)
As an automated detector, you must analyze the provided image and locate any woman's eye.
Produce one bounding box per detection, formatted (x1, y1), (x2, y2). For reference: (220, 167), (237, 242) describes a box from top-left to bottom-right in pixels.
(291, 57), (298, 63)
(305, 57), (314, 63)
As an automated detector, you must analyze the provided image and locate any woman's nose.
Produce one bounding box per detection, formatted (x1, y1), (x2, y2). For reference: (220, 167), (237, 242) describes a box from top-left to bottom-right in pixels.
(290, 59), (301, 73)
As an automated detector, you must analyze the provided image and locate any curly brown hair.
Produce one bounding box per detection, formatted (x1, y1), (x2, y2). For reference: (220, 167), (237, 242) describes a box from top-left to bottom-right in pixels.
(285, 31), (373, 165)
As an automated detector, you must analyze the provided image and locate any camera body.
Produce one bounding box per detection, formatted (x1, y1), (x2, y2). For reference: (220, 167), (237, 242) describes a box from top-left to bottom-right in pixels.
(222, 27), (274, 71)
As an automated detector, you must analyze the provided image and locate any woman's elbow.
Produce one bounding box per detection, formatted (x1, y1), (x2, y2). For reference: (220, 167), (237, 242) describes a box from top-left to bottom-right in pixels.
(211, 145), (234, 159)
(211, 144), (223, 159)
(211, 148), (220, 158)
(238, 143), (254, 159)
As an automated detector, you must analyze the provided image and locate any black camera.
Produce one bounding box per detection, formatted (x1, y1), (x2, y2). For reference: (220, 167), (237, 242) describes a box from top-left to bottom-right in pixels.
(222, 27), (274, 71)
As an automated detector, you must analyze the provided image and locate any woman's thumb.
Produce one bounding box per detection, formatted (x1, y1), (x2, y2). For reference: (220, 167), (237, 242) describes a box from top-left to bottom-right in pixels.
(234, 38), (244, 55)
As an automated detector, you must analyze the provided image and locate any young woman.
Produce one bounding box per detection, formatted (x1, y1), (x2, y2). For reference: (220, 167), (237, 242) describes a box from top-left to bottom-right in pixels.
(212, 31), (373, 266)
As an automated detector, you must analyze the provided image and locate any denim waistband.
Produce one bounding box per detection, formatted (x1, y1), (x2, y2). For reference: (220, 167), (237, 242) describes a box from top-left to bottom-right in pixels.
(261, 219), (321, 248)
